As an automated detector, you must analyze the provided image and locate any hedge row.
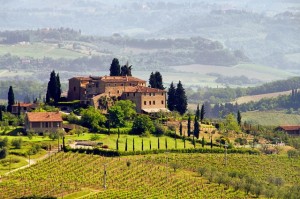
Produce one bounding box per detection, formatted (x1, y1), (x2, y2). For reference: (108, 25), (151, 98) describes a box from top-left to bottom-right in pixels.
(64, 146), (260, 157)
(98, 127), (131, 135)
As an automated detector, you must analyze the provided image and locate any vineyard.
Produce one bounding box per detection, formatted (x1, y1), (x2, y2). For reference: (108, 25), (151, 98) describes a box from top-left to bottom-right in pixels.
(0, 152), (299, 198)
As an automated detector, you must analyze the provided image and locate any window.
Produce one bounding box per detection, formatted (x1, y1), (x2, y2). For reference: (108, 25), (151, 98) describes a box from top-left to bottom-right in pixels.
(153, 93), (155, 96)
(161, 100), (164, 104)
(108, 84), (110, 86)
(74, 87), (76, 91)
(121, 84), (123, 86)
(153, 101), (155, 105)
(149, 93), (152, 96)
(133, 93), (135, 97)
(127, 93), (129, 97)
(144, 101), (147, 105)
(117, 90), (120, 94)
(149, 101), (152, 105)
(162, 93), (164, 96)
(114, 84), (116, 86)
(144, 93), (146, 96)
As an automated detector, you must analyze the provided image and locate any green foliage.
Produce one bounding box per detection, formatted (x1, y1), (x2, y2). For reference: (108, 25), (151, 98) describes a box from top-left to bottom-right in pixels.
(90, 133), (100, 141)
(109, 58), (121, 76)
(153, 122), (167, 136)
(187, 115), (191, 137)
(11, 138), (23, 149)
(131, 114), (155, 135)
(237, 110), (242, 126)
(120, 62), (132, 76)
(167, 82), (176, 111)
(108, 105), (125, 128)
(114, 100), (136, 120)
(200, 104), (205, 122)
(149, 71), (164, 89)
(220, 113), (241, 133)
(175, 81), (188, 115)
(7, 86), (14, 113)
(46, 70), (61, 104)
(80, 106), (107, 132)
(28, 144), (42, 155)
(0, 137), (9, 148)
(0, 147), (8, 159)
(193, 117), (200, 139)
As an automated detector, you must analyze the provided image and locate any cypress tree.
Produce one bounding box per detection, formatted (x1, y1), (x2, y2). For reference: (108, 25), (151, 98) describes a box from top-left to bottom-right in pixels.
(179, 122), (183, 136)
(195, 104), (200, 120)
(165, 138), (168, 149)
(187, 115), (191, 137)
(0, 109), (2, 121)
(175, 81), (187, 115)
(154, 71), (164, 89)
(7, 86), (15, 113)
(46, 70), (60, 104)
(183, 137), (186, 148)
(149, 72), (156, 88)
(142, 139), (144, 151)
(133, 138), (135, 151)
(202, 137), (205, 148)
(150, 140), (152, 150)
(55, 73), (61, 103)
(237, 110), (242, 126)
(120, 62), (132, 76)
(200, 104), (205, 122)
(175, 137), (177, 149)
(194, 116), (200, 139)
(116, 139), (119, 151)
(125, 138), (128, 151)
(167, 82), (176, 111)
(210, 137), (213, 149)
(109, 58), (121, 76)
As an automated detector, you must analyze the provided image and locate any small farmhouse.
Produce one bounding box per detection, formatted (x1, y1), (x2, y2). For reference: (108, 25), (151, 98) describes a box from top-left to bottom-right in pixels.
(277, 126), (300, 136)
(11, 103), (36, 115)
(25, 112), (63, 133)
(67, 75), (167, 113)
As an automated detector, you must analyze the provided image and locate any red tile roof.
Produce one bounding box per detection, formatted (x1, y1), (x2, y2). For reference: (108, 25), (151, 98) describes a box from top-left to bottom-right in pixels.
(124, 86), (166, 93)
(100, 76), (146, 83)
(279, 126), (300, 131)
(27, 112), (63, 122)
(69, 76), (92, 81)
(12, 103), (33, 107)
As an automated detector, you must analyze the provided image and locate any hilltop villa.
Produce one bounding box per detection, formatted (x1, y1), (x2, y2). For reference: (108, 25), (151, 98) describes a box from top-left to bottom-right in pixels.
(67, 75), (168, 113)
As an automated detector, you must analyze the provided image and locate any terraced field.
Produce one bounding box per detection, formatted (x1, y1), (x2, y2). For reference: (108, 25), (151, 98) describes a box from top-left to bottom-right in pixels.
(0, 152), (299, 198)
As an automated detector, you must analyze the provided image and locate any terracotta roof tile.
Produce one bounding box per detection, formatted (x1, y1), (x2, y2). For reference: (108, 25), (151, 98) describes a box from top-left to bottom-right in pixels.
(100, 76), (146, 83)
(27, 112), (63, 122)
(69, 76), (92, 81)
(12, 103), (33, 107)
(124, 86), (166, 93)
(279, 126), (300, 131)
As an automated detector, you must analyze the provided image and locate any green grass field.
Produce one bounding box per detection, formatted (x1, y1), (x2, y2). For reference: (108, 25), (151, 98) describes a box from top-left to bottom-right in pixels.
(0, 152), (298, 198)
(0, 43), (85, 59)
(242, 111), (300, 126)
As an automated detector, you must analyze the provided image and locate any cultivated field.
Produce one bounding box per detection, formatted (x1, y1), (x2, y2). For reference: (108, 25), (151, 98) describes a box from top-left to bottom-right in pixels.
(242, 111), (300, 126)
(233, 90), (292, 104)
(1, 152), (299, 198)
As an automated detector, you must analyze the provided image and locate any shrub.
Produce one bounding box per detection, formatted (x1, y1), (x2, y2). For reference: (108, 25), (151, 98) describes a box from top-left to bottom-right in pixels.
(11, 138), (23, 149)
(153, 122), (167, 136)
(0, 147), (8, 159)
(90, 134), (100, 141)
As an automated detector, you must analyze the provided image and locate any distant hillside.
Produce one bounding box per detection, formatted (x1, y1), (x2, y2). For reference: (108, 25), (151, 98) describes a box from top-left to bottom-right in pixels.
(233, 90), (291, 104)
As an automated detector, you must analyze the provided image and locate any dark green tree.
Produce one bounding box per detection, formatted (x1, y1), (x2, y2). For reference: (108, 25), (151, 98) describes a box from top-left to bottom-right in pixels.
(46, 70), (61, 104)
(125, 138), (128, 151)
(133, 138), (135, 151)
(149, 71), (164, 89)
(0, 109), (2, 121)
(131, 114), (155, 135)
(165, 138), (168, 149)
(200, 104), (205, 122)
(195, 104), (200, 120)
(175, 81), (187, 115)
(149, 140), (152, 150)
(187, 115), (191, 137)
(108, 105), (125, 128)
(175, 137), (177, 149)
(202, 137), (205, 148)
(237, 110), (242, 126)
(120, 62), (132, 76)
(158, 137), (160, 149)
(184, 137), (186, 148)
(179, 122), (183, 136)
(109, 58), (121, 76)
(7, 86), (15, 113)
(116, 139), (119, 151)
(142, 139), (144, 151)
(194, 116), (200, 139)
(167, 82), (176, 111)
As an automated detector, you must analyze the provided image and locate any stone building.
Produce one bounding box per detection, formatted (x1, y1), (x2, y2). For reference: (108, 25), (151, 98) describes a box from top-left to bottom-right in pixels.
(67, 75), (168, 113)
(25, 112), (63, 133)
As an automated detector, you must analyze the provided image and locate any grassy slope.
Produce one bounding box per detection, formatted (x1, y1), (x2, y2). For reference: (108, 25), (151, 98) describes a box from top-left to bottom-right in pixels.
(233, 90), (291, 104)
(242, 111), (300, 126)
(1, 152), (299, 198)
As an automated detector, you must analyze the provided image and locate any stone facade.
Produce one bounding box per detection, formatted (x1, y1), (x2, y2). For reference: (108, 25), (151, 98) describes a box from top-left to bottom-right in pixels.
(67, 75), (168, 113)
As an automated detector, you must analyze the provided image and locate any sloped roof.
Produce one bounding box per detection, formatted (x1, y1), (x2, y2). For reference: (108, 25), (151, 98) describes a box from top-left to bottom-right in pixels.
(12, 103), (33, 107)
(100, 76), (146, 83)
(279, 126), (300, 131)
(69, 76), (91, 81)
(124, 86), (166, 93)
(26, 112), (63, 122)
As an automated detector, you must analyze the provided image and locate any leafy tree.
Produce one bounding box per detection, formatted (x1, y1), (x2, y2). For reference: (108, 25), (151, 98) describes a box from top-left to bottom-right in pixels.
(0, 137), (9, 148)
(108, 105), (125, 128)
(114, 100), (136, 120)
(109, 58), (120, 76)
(120, 62), (132, 76)
(200, 104), (205, 122)
(80, 107), (107, 132)
(175, 81), (187, 115)
(0, 147), (8, 159)
(187, 115), (191, 137)
(167, 82), (176, 111)
(7, 86), (15, 113)
(193, 116), (200, 139)
(220, 113), (241, 133)
(131, 114), (155, 135)
(237, 110), (242, 126)
(11, 138), (23, 149)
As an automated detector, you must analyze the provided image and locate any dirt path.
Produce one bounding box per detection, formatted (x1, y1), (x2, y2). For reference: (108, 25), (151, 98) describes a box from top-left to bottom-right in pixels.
(4, 148), (58, 176)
